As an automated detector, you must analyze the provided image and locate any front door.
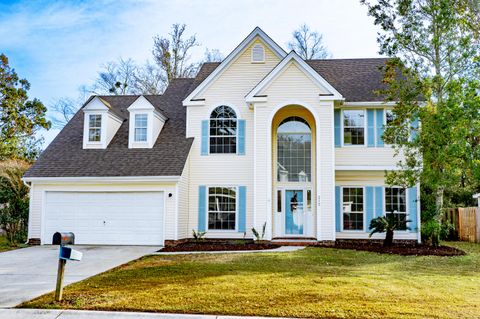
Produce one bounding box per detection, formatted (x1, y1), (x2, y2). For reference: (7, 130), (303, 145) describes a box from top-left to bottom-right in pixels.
(285, 190), (304, 235)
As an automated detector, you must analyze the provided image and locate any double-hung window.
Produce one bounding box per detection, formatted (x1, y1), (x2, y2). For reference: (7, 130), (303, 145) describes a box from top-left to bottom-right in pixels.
(134, 114), (148, 142)
(343, 110), (365, 145)
(208, 187), (237, 230)
(342, 187), (364, 231)
(385, 109), (408, 144)
(88, 114), (102, 142)
(385, 187), (407, 230)
(209, 105), (237, 154)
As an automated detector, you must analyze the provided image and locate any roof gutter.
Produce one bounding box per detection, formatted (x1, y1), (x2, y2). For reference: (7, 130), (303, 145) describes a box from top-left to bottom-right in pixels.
(22, 175), (181, 184)
(341, 101), (397, 106)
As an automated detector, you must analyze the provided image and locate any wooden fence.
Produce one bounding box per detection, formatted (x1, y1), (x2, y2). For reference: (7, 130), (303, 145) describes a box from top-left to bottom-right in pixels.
(444, 207), (480, 243)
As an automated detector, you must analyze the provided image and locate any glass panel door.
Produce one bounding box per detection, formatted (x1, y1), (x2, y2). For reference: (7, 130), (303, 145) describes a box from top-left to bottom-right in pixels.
(285, 190), (304, 235)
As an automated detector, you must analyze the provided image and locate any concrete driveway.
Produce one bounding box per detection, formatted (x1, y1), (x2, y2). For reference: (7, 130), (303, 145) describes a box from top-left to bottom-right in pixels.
(0, 245), (159, 308)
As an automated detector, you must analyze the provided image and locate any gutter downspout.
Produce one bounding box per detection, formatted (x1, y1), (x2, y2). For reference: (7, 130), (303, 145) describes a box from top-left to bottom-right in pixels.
(22, 178), (32, 245)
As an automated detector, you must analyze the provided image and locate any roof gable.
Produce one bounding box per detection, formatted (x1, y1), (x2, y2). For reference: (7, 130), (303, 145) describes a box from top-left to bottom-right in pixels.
(183, 27), (287, 105)
(83, 96), (111, 111)
(246, 51), (343, 103)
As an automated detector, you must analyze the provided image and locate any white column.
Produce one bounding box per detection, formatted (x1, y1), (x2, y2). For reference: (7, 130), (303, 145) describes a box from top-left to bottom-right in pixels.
(316, 101), (336, 241)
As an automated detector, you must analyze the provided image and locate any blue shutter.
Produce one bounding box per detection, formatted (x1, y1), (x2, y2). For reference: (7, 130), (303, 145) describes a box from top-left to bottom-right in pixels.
(198, 186), (207, 232)
(335, 186), (341, 232)
(374, 186), (383, 218)
(237, 119), (246, 155)
(201, 120), (209, 155)
(367, 109), (375, 147)
(408, 187), (418, 232)
(410, 118), (419, 142)
(365, 187), (374, 231)
(334, 109), (341, 147)
(375, 109), (384, 147)
(238, 186), (246, 232)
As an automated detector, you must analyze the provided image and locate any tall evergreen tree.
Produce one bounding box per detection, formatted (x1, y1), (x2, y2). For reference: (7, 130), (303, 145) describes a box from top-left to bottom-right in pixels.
(0, 54), (50, 161)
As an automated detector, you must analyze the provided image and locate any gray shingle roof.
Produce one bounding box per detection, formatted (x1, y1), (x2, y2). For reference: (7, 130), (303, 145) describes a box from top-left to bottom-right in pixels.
(306, 58), (389, 102)
(25, 78), (194, 178)
(26, 58), (389, 178)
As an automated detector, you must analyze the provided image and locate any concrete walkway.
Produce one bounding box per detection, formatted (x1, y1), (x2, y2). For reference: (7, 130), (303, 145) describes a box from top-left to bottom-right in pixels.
(0, 245), (159, 308)
(153, 245), (305, 255)
(0, 309), (295, 319)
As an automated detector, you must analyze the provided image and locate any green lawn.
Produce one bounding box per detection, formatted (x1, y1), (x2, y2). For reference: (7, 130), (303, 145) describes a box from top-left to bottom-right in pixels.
(21, 242), (480, 319)
(0, 235), (27, 252)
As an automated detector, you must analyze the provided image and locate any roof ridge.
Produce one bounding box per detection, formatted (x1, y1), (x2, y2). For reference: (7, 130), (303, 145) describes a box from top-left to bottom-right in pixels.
(306, 57), (390, 62)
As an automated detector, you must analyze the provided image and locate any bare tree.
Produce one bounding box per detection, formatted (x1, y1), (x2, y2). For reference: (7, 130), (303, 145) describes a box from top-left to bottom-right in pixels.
(152, 23), (200, 83)
(132, 62), (166, 95)
(204, 48), (223, 62)
(288, 24), (331, 59)
(50, 86), (89, 128)
(90, 58), (138, 95)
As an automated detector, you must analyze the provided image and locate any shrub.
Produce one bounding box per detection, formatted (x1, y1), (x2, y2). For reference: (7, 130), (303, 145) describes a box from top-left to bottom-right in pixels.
(0, 160), (30, 246)
(421, 219), (453, 246)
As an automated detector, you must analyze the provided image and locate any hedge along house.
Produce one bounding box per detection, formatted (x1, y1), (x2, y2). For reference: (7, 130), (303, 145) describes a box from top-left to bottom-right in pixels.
(24, 27), (420, 246)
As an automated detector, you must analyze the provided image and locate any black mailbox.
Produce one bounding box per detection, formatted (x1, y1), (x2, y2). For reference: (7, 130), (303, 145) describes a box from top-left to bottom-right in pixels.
(52, 232), (75, 245)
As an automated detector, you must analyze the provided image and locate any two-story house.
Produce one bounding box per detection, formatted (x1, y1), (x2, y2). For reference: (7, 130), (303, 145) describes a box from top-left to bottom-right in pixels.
(24, 27), (420, 245)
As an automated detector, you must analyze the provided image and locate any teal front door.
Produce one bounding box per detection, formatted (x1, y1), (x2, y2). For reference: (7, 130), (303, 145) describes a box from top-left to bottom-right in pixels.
(285, 190), (304, 235)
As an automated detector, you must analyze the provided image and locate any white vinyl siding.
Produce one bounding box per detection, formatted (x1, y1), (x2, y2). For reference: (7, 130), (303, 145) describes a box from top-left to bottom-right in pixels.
(257, 61), (335, 240)
(185, 38), (280, 239)
(177, 154), (190, 239)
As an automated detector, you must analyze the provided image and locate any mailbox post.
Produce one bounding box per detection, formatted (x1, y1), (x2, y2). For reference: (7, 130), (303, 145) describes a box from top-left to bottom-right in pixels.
(52, 232), (82, 302)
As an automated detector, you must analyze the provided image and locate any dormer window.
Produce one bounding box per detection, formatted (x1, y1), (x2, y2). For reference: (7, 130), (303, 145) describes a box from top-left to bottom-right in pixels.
(251, 43), (265, 63)
(88, 114), (102, 142)
(83, 97), (123, 149)
(127, 96), (167, 149)
(134, 114), (148, 142)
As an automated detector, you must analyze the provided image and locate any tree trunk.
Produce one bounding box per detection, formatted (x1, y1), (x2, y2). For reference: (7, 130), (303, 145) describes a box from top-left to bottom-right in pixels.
(384, 229), (394, 247)
(436, 187), (444, 215)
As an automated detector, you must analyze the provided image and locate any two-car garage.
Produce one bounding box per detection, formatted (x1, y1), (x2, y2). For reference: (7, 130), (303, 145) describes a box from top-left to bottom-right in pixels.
(42, 191), (165, 245)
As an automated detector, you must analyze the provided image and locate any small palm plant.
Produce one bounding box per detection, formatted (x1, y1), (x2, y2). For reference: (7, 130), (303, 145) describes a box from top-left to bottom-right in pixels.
(369, 214), (411, 247)
(251, 222), (267, 242)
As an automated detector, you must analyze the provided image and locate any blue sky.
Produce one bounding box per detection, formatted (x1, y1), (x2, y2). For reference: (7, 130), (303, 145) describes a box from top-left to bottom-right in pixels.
(0, 0), (381, 145)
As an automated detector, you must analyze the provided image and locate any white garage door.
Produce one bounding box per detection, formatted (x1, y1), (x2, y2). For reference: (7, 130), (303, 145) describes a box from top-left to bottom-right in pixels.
(43, 191), (164, 245)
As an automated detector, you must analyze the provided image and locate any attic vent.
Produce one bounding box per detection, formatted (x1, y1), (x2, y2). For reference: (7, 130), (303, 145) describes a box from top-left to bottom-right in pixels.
(251, 44), (265, 63)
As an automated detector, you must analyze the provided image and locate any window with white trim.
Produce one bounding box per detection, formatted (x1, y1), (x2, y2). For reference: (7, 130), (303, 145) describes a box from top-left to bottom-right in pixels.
(208, 187), (237, 230)
(343, 110), (365, 145)
(342, 187), (364, 231)
(88, 114), (102, 142)
(385, 187), (407, 230)
(209, 105), (237, 154)
(385, 109), (408, 144)
(277, 116), (312, 182)
(251, 44), (265, 63)
(134, 114), (148, 142)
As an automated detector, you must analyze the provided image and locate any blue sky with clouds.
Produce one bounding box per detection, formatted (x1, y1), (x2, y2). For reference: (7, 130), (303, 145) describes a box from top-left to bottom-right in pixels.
(0, 0), (382, 145)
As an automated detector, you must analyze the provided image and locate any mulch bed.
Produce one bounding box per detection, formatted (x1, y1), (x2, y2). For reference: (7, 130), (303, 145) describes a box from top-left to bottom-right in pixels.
(159, 240), (280, 252)
(332, 241), (466, 256)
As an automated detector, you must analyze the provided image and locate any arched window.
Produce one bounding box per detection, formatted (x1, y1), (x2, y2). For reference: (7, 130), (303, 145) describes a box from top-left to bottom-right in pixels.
(277, 116), (312, 182)
(210, 105), (237, 154)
